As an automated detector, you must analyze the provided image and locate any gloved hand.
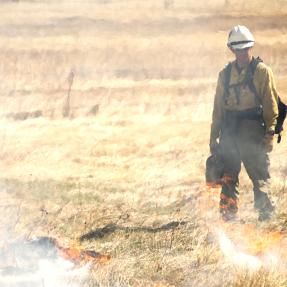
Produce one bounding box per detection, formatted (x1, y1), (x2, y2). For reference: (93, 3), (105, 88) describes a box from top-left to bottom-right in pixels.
(210, 139), (220, 155)
(262, 132), (274, 153)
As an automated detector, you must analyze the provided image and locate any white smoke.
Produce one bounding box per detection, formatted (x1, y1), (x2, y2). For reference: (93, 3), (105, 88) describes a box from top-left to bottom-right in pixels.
(0, 258), (90, 287)
(216, 228), (287, 271)
(217, 230), (262, 270)
(0, 237), (91, 287)
(0, 259), (90, 287)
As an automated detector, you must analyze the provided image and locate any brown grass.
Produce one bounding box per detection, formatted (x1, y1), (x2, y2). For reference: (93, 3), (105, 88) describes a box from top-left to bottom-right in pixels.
(0, 1), (287, 286)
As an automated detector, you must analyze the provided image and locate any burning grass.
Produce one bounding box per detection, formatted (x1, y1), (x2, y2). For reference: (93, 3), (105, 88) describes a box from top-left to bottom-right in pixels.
(0, 236), (110, 287)
(2, 176), (287, 286)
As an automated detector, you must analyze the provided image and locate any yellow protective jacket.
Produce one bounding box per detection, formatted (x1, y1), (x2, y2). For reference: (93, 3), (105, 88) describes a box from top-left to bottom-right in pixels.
(210, 59), (279, 145)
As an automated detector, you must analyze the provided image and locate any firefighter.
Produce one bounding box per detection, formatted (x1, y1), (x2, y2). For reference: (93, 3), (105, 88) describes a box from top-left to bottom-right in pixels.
(210, 25), (278, 221)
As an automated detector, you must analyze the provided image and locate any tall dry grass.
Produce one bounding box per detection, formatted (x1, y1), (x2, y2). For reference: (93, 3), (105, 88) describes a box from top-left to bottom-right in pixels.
(0, 1), (287, 286)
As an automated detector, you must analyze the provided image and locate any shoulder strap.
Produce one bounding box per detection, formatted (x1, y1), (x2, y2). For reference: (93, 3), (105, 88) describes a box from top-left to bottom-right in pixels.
(246, 57), (263, 104)
(250, 56), (263, 73)
(223, 58), (263, 105)
(223, 62), (232, 104)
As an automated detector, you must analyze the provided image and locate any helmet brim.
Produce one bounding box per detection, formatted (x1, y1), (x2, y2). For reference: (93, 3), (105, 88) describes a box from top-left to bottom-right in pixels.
(228, 41), (254, 50)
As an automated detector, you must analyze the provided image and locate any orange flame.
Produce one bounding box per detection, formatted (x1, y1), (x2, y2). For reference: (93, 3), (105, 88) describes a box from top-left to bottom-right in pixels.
(206, 182), (222, 189)
(54, 239), (111, 266)
(219, 222), (286, 259)
(206, 174), (233, 188)
(195, 182), (287, 264)
(240, 225), (283, 256)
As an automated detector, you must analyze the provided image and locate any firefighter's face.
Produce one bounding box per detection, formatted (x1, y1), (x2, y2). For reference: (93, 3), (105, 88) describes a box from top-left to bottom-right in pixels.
(231, 47), (252, 67)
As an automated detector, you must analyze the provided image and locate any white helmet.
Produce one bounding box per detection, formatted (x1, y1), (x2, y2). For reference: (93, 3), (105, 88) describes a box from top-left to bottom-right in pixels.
(227, 25), (255, 50)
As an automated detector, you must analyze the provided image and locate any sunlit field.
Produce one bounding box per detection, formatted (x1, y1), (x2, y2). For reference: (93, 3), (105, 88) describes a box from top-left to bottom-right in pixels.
(1, 1), (287, 286)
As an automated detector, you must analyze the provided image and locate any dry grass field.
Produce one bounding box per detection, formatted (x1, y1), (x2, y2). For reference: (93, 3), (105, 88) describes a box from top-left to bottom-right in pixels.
(1, 0), (287, 286)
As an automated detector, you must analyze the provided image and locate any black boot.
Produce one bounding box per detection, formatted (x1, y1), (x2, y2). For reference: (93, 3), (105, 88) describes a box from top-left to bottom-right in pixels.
(254, 192), (275, 221)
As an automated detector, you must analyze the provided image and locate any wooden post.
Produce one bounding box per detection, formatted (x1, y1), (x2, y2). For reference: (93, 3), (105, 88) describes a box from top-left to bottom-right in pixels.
(62, 70), (74, 118)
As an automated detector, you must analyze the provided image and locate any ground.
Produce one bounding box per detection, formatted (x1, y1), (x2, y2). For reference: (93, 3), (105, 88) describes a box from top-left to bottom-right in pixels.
(1, 1), (287, 286)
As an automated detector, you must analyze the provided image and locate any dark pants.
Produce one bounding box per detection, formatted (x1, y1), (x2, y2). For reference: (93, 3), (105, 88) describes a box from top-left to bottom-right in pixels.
(219, 118), (270, 199)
